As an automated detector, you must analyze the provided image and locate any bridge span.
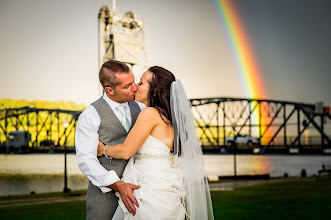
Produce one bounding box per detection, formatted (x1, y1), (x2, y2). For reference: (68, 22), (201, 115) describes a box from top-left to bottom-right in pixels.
(1, 97), (330, 154)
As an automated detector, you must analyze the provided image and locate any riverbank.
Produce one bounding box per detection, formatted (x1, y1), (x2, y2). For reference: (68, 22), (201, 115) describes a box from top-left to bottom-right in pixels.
(0, 172), (88, 196)
(1, 154), (330, 196)
(0, 177), (330, 219)
(0, 177), (310, 207)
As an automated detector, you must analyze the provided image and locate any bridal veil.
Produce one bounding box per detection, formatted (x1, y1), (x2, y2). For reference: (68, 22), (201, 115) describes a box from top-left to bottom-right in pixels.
(170, 80), (214, 220)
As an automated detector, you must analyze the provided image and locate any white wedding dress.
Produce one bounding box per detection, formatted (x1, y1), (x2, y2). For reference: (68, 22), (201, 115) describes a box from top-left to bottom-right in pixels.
(113, 135), (186, 220)
(113, 80), (214, 220)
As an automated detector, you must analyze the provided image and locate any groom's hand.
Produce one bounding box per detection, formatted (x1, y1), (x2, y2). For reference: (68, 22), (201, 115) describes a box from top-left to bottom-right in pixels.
(109, 181), (140, 216)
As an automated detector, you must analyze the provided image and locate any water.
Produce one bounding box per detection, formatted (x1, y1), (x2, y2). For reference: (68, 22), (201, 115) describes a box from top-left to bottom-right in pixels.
(203, 154), (330, 179)
(0, 154), (330, 196)
(0, 154), (82, 175)
(0, 154), (88, 196)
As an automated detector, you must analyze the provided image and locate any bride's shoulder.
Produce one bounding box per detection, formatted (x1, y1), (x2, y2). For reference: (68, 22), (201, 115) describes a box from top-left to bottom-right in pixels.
(136, 107), (160, 126)
(139, 107), (159, 117)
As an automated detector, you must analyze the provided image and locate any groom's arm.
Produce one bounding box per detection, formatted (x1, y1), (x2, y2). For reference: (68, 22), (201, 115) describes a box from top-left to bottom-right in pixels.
(75, 105), (120, 193)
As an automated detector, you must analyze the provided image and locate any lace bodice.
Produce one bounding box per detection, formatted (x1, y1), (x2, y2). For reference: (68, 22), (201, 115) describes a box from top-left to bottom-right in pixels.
(115, 135), (185, 220)
(134, 135), (173, 161)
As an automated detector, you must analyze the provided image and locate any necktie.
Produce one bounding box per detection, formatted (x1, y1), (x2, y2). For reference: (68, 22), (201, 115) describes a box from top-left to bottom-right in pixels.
(117, 104), (130, 132)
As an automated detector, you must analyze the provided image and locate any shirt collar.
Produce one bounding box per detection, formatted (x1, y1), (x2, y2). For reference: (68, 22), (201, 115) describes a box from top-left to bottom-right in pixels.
(102, 93), (129, 110)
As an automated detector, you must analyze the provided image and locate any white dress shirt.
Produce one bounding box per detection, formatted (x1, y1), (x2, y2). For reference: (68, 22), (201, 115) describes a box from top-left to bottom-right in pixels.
(75, 93), (145, 193)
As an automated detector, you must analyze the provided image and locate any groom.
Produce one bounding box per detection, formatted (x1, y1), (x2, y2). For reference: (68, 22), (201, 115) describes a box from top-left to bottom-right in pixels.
(75, 60), (144, 219)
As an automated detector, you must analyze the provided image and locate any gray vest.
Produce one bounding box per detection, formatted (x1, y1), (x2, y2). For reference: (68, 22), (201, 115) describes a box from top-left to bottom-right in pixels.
(91, 97), (141, 178)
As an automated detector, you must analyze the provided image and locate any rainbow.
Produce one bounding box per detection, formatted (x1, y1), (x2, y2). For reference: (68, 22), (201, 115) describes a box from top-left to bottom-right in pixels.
(212, 0), (270, 138)
(212, 0), (266, 98)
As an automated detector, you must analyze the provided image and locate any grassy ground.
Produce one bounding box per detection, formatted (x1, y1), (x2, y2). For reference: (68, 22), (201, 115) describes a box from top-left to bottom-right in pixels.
(0, 201), (86, 220)
(0, 177), (330, 220)
(212, 178), (331, 219)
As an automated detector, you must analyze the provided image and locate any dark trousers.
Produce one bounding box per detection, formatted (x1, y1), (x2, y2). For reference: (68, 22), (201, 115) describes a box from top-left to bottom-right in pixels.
(86, 181), (119, 220)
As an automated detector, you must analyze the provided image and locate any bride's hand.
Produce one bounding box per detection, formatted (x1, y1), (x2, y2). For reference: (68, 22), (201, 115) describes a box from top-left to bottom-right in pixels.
(97, 141), (105, 156)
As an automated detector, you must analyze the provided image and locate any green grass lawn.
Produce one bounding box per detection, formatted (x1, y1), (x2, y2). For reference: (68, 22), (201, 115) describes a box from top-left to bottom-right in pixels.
(0, 201), (86, 220)
(0, 178), (330, 220)
(212, 178), (331, 220)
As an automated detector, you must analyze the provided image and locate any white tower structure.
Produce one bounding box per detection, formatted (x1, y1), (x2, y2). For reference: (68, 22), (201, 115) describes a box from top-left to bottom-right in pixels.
(98, 2), (148, 96)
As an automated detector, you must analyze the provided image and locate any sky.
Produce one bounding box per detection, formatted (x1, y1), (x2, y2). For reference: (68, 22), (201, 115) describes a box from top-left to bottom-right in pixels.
(0, 0), (330, 107)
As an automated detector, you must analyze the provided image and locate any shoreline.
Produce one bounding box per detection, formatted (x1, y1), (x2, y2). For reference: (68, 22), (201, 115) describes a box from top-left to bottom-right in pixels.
(0, 176), (310, 208)
(0, 171), (317, 197)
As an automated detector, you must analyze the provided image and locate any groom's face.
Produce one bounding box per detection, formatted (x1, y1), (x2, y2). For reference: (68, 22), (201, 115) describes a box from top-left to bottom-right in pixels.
(111, 71), (137, 103)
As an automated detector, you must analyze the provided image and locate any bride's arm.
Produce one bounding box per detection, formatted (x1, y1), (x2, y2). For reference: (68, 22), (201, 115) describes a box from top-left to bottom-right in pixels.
(98, 107), (159, 160)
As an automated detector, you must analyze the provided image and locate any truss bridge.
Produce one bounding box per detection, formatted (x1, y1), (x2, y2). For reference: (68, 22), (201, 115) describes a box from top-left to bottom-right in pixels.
(1, 97), (330, 154)
(0, 107), (80, 153)
(190, 97), (331, 154)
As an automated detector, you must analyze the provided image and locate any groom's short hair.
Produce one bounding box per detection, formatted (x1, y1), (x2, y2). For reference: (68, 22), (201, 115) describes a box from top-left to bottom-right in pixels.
(99, 60), (130, 89)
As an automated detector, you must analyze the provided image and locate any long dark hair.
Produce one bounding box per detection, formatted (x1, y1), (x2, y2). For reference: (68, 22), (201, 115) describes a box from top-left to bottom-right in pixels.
(147, 66), (175, 124)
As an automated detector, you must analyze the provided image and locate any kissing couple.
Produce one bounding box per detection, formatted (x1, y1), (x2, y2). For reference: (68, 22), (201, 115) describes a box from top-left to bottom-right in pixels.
(75, 60), (214, 220)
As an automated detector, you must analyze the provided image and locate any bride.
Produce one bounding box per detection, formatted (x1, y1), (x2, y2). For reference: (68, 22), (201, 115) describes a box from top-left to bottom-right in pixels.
(98, 66), (214, 220)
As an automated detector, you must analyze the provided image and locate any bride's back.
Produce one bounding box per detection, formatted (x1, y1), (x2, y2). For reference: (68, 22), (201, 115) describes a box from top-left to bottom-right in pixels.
(148, 107), (174, 151)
